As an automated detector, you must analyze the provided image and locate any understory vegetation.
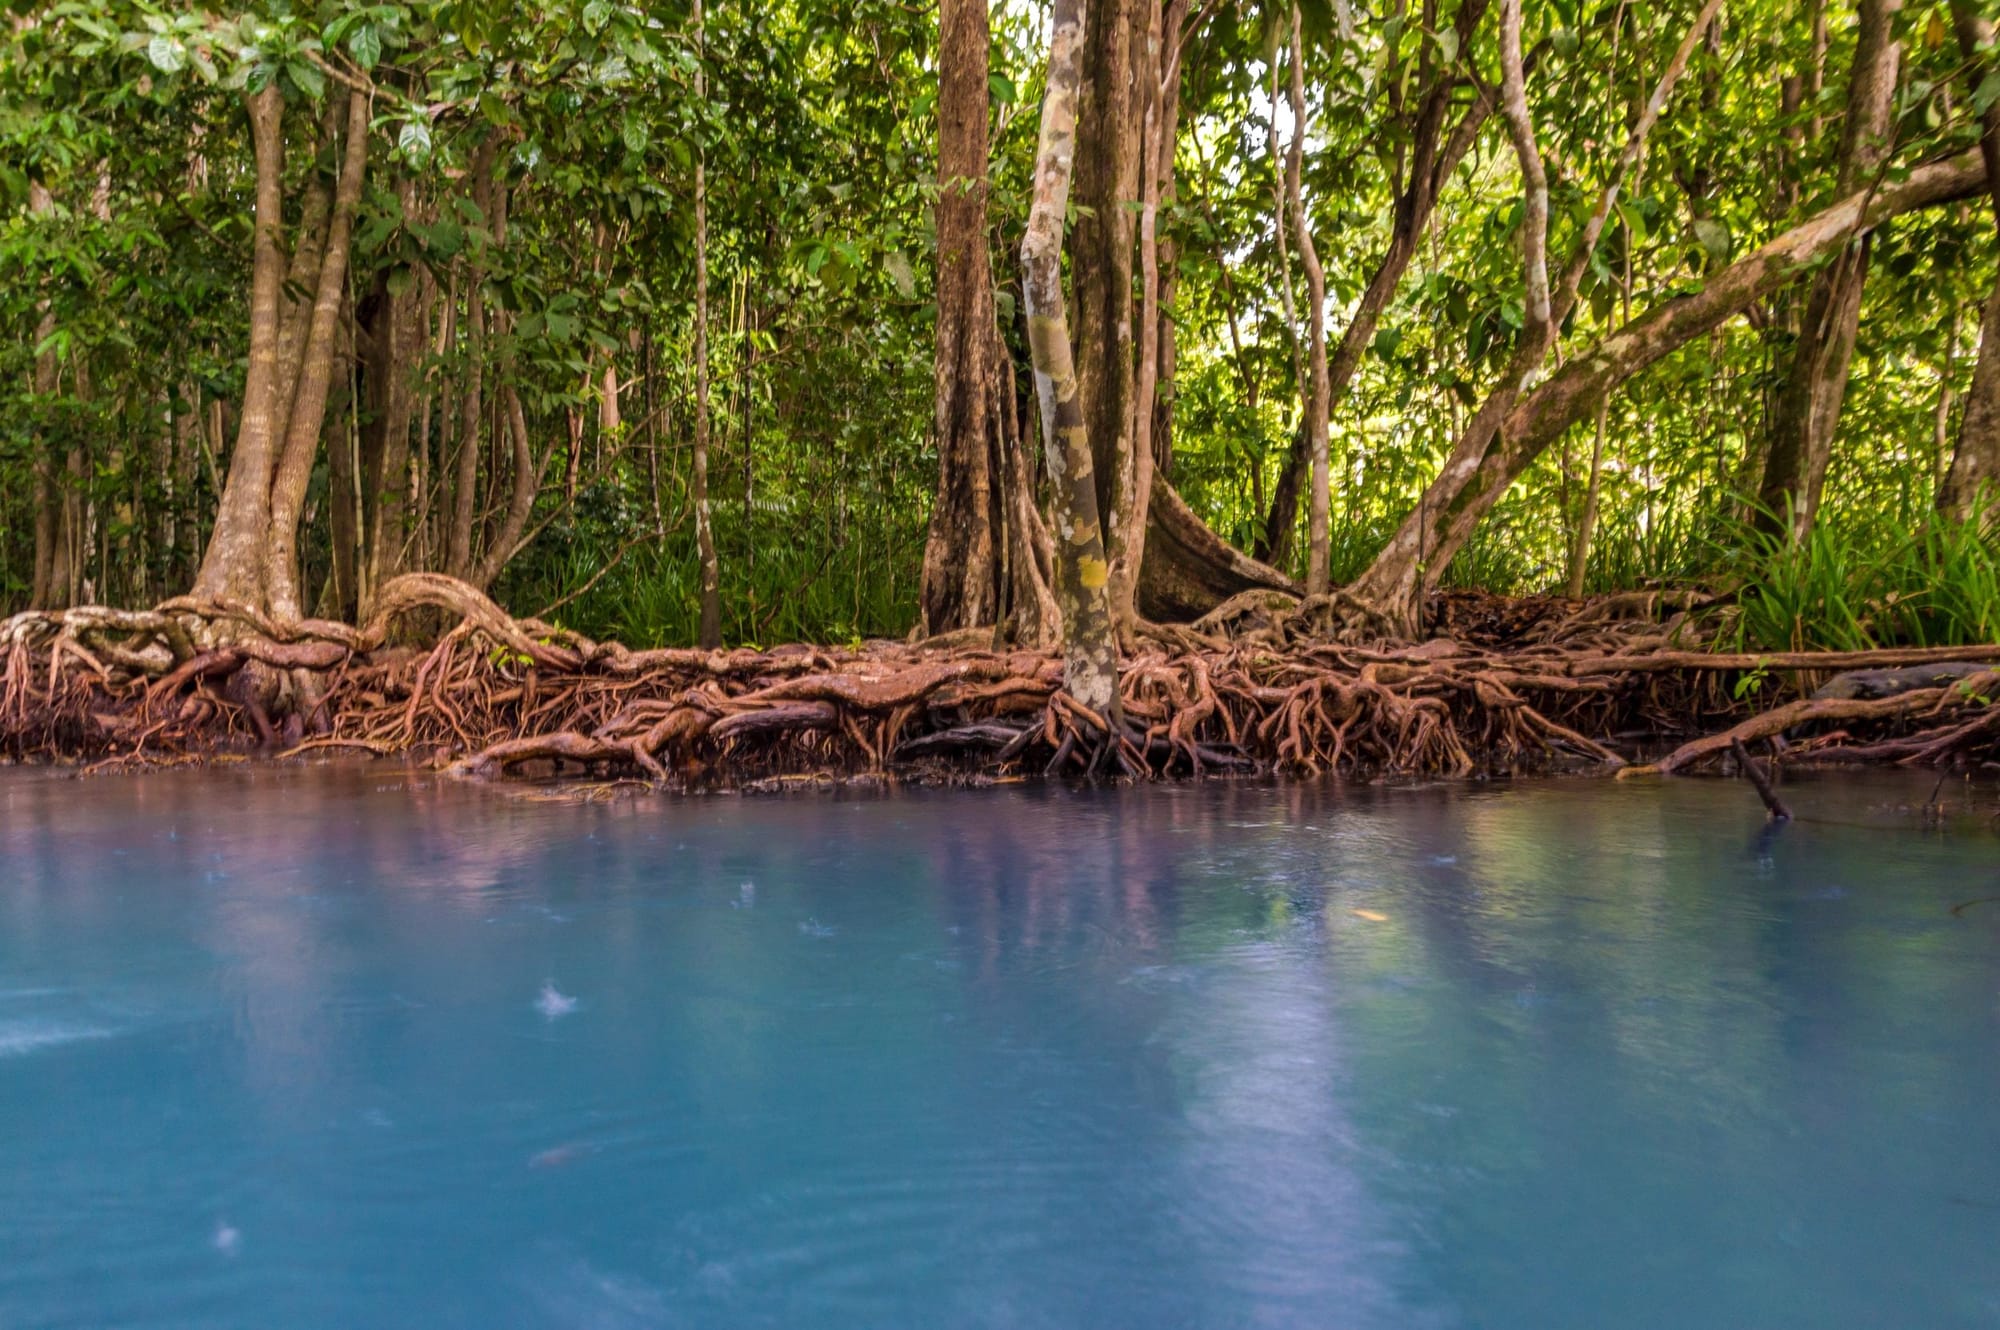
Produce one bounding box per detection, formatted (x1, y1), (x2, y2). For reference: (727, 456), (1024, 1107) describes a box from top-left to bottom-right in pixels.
(2, 0), (1997, 665)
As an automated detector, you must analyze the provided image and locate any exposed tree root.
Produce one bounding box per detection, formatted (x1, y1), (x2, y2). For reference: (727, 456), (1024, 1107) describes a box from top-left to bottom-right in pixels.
(4, 575), (1997, 787)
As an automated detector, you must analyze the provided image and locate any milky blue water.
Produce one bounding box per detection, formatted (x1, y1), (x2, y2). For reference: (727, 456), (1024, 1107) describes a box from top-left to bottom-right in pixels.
(2, 767), (1997, 1329)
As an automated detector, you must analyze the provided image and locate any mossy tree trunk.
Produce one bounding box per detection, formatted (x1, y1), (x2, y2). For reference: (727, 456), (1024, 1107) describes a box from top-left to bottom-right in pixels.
(1024, 0), (1121, 724)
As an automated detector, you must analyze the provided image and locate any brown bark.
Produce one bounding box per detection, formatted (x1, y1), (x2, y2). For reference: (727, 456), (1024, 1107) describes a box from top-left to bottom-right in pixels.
(27, 179), (66, 610)
(446, 143), (497, 582)
(919, 0), (1006, 634)
(1756, 0), (1902, 539)
(472, 386), (541, 590)
(1939, 0), (2000, 522)
(693, 0), (723, 649)
(267, 90), (370, 620)
(1025, 0), (1120, 723)
(1138, 474), (1298, 622)
(193, 85), (288, 609)
(1071, 0), (1143, 627)
(1285, 5), (1332, 595)
(360, 214), (428, 613)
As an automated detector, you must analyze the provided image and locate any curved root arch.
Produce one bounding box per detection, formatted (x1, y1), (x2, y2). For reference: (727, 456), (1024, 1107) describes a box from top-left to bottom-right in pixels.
(5, 576), (1998, 783)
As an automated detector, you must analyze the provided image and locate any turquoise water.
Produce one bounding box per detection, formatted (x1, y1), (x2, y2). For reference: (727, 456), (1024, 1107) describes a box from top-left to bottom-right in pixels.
(1, 767), (1997, 1328)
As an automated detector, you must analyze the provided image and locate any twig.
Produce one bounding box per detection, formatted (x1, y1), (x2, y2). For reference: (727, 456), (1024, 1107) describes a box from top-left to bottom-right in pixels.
(1731, 737), (1792, 821)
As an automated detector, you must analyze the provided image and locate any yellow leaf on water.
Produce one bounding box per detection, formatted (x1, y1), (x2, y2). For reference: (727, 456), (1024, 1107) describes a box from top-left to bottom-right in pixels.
(1350, 909), (1389, 923)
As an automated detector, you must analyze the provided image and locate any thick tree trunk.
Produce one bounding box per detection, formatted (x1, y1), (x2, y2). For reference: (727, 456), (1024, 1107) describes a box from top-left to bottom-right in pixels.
(1285, 6), (1333, 594)
(360, 218), (428, 613)
(1025, 0), (1120, 724)
(920, 0), (1007, 634)
(1756, 0), (1901, 539)
(267, 91), (370, 620)
(693, 0), (723, 649)
(1072, 0), (1144, 628)
(193, 86), (289, 609)
(1139, 474), (1298, 621)
(1939, 0), (2000, 522)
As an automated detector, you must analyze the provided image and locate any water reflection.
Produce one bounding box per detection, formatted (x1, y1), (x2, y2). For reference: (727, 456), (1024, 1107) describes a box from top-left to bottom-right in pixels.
(0, 766), (1996, 1328)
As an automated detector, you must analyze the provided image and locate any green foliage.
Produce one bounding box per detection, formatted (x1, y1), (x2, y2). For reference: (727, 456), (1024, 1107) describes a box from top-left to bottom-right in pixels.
(1721, 501), (2000, 653)
(0, 0), (1996, 653)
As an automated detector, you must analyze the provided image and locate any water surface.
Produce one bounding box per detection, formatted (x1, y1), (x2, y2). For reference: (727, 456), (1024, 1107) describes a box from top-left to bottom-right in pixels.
(2, 766), (1997, 1328)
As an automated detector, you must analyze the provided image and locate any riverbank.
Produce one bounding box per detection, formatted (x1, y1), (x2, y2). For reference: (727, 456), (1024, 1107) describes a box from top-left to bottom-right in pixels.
(5, 575), (1998, 786)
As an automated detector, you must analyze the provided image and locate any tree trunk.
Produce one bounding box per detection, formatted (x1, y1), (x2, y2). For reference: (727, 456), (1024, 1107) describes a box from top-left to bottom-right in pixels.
(1124, 0), (1189, 627)
(27, 179), (67, 610)
(1945, 284), (2000, 522)
(446, 145), (496, 582)
(360, 212), (428, 613)
(919, 0), (1009, 634)
(1346, 0), (1730, 630)
(1258, 0), (1494, 566)
(1285, 5), (1333, 594)
(1350, 150), (1986, 627)
(1939, 0), (2000, 522)
(321, 319), (361, 621)
(472, 386), (541, 590)
(193, 86), (288, 608)
(1566, 396), (1610, 598)
(1072, 0), (1144, 629)
(267, 90), (370, 620)
(1025, 0), (1120, 724)
(1756, 0), (1901, 539)
(693, 0), (723, 649)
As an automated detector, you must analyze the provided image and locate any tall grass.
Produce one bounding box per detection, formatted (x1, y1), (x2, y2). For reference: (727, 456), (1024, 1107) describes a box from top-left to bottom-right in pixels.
(1718, 501), (2000, 652)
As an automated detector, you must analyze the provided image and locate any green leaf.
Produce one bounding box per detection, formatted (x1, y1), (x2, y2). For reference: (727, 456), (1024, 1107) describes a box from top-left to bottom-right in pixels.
(286, 59), (325, 99)
(146, 35), (186, 73)
(621, 112), (648, 155)
(988, 73), (1017, 104)
(348, 23), (381, 70)
(398, 119), (432, 160)
(1693, 217), (1731, 264)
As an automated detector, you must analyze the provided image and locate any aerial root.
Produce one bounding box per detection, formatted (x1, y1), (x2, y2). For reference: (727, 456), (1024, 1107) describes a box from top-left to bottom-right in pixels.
(4, 576), (1998, 785)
